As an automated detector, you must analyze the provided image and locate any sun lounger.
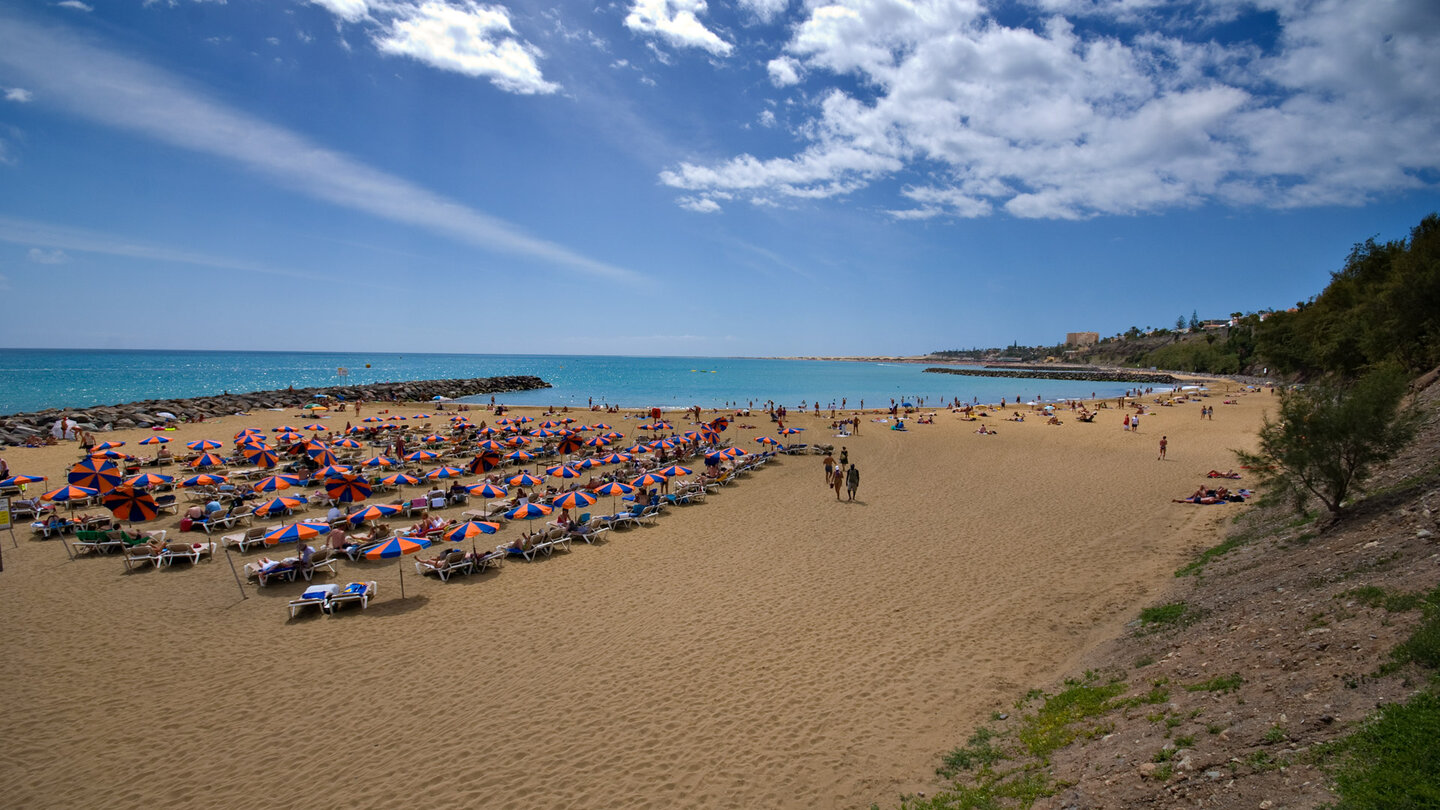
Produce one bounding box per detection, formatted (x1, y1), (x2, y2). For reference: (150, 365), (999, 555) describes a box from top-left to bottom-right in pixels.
(415, 551), (475, 581)
(244, 558), (298, 586)
(301, 548), (340, 581)
(288, 583), (340, 618)
(221, 526), (268, 552)
(159, 541), (216, 567)
(122, 545), (160, 571)
(325, 581), (377, 614)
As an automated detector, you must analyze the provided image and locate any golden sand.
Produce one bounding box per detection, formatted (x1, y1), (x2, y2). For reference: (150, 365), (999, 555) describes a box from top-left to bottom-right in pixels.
(0, 385), (1269, 808)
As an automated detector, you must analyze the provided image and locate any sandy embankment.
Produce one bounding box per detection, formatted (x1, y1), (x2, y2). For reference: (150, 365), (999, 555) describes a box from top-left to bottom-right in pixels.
(0, 386), (1269, 809)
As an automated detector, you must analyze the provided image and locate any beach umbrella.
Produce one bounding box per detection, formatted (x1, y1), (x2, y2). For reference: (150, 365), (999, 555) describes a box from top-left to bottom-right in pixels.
(180, 473), (227, 488)
(507, 472), (543, 487)
(348, 503), (403, 525)
(189, 452), (227, 469)
(123, 472), (173, 490)
(625, 444), (651, 455)
(364, 455), (398, 469)
(556, 434), (584, 455)
(425, 466), (466, 481)
(755, 436), (779, 446)
(275, 431), (303, 445)
(505, 450), (535, 463)
(593, 481), (636, 513)
(139, 436), (170, 447)
(324, 474), (372, 503)
(314, 464), (352, 479)
(186, 439), (223, 451)
(546, 464), (581, 480)
(252, 496), (307, 519)
(779, 427), (804, 437)
(631, 472), (668, 489)
(363, 416), (384, 423)
(597, 452), (632, 465)
(272, 425), (298, 433)
(362, 535), (432, 598)
(303, 424), (328, 432)
(69, 458), (123, 492)
(242, 446), (280, 469)
(405, 450), (439, 463)
(650, 439), (678, 451)
(504, 436), (531, 448)
(43, 484), (100, 505)
(590, 423), (613, 430)
(467, 482), (507, 499)
(475, 440), (506, 453)
(708, 417), (729, 432)
(443, 520), (499, 542)
(529, 428), (560, 439)
(550, 490), (597, 510)
(88, 448), (130, 460)
(253, 474), (300, 493)
(475, 426), (502, 438)
(262, 520), (330, 546)
(415, 413), (432, 419)
(380, 472), (420, 488)
(571, 458), (600, 470)
(234, 428), (264, 441)
(0, 474), (47, 488)
(658, 465), (692, 477)
(102, 484), (160, 523)
(538, 420), (563, 429)
(505, 503), (552, 521)
(330, 437), (363, 450)
(600, 431), (626, 441)
(91, 441), (126, 451)
(421, 433), (447, 444)
(583, 436), (611, 448)
(469, 452), (502, 473)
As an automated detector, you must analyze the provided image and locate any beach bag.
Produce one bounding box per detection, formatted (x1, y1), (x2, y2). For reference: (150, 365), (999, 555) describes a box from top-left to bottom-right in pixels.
(179, 517), (193, 532)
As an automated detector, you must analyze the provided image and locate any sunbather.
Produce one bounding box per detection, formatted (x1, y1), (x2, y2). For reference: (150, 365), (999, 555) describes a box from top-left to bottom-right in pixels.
(418, 548), (465, 569)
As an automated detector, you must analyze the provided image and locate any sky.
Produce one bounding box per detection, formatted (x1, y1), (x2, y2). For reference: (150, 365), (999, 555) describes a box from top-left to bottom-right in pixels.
(0, 0), (1437, 357)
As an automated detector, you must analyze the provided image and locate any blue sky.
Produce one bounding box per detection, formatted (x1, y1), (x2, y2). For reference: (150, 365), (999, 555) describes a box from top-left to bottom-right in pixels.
(0, 0), (1436, 356)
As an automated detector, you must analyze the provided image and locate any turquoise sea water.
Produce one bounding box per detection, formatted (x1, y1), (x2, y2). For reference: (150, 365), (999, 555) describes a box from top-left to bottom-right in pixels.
(0, 349), (1146, 414)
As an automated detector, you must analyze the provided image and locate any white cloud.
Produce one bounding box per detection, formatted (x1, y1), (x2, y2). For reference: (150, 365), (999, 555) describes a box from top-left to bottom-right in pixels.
(309, 0), (371, 23)
(738, 0), (788, 23)
(27, 247), (69, 264)
(758, 108), (776, 127)
(374, 1), (559, 94)
(266, 36), (280, 46)
(625, 0), (733, 56)
(4, 87), (32, 102)
(678, 196), (722, 213)
(766, 55), (801, 86)
(56, 1), (93, 11)
(0, 16), (635, 282)
(662, 0), (1440, 219)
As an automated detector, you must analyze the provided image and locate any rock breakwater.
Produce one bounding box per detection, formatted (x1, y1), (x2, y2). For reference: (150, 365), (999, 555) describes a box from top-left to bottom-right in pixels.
(0, 376), (549, 444)
(923, 367), (1177, 384)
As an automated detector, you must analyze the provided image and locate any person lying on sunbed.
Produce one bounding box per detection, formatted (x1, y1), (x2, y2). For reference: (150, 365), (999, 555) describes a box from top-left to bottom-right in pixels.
(328, 528), (357, 555)
(351, 522), (391, 543)
(1206, 470), (1242, 479)
(417, 548), (465, 569)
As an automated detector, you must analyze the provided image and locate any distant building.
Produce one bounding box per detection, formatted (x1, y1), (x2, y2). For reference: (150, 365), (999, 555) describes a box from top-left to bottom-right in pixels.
(1066, 331), (1099, 346)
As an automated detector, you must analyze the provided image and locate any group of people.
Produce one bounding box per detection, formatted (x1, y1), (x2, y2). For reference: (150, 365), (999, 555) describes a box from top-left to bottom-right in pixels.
(821, 447), (860, 502)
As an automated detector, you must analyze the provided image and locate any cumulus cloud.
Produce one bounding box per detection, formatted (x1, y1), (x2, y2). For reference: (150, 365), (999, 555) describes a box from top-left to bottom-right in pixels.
(27, 247), (69, 264)
(663, 0), (1440, 218)
(4, 87), (33, 102)
(374, 0), (559, 94)
(625, 0), (733, 56)
(738, 0), (788, 24)
(307, 0), (558, 94)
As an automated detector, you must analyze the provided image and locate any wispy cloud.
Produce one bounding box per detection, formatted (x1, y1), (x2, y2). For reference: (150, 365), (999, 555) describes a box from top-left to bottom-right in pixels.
(4, 87), (33, 102)
(55, 0), (93, 11)
(26, 247), (68, 264)
(0, 216), (356, 283)
(0, 13), (635, 282)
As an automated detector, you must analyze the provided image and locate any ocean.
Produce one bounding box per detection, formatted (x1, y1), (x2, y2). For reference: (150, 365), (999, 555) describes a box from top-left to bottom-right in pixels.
(0, 349), (1149, 414)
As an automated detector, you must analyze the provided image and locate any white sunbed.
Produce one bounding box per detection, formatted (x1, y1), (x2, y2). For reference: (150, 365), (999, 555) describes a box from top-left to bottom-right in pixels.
(325, 581), (378, 614)
(288, 583), (339, 618)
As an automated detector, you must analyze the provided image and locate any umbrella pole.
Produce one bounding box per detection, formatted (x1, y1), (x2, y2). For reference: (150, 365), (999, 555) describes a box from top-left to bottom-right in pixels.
(224, 547), (247, 600)
(398, 560), (406, 599)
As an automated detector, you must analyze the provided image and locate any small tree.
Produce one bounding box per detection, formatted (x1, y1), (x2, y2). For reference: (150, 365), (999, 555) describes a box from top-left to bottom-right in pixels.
(1236, 367), (1421, 519)
(1177, 314), (1188, 332)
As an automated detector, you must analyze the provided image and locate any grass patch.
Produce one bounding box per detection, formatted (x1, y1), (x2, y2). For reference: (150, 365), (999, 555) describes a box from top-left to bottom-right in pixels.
(1382, 603), (1440, 674)
(903, 769), (1055, 810)
(1017, 673), (1129, 760)
(1176, 535), (1247, 577)
(1264, 725), (1287, 744)
(1184, 673), (1244, 694)
(1320, 691), (1440, 810)
(937, 728), (1006, 779)
(1344, 585), (1440, 614)
(1139, 602), (1194, 628)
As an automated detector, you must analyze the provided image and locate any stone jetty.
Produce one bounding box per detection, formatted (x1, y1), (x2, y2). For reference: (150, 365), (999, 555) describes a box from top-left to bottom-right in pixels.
(0, 375), (550, 444)
(922, 367), (1177, 384)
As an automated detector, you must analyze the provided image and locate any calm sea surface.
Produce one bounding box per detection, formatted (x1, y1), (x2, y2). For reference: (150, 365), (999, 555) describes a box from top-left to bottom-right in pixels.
(0, 349), (1147, 414)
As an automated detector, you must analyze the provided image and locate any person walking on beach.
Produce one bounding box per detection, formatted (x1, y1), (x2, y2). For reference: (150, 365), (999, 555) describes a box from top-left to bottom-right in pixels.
(831, 467), (844, 500)
(845, 465), (859, 501)
(1158, 435), (1167, 461)
(822, 452), (835, 484)
(839, 447), (848, 468)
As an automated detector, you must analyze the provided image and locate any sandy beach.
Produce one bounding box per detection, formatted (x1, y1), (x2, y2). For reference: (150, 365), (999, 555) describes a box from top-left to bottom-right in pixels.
(0, 386), (1271, 809)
